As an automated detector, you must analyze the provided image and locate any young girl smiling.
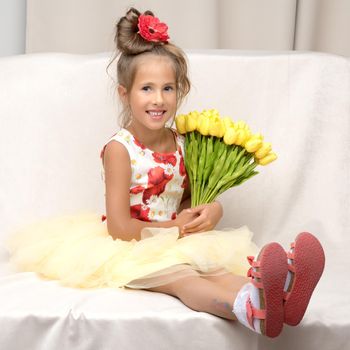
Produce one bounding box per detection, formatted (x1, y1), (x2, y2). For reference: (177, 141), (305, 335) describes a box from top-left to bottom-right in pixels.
(6, 7), (325, 338)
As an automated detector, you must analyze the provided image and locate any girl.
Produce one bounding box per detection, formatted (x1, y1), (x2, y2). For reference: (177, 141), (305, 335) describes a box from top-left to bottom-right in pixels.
(6, 8), (325, 339)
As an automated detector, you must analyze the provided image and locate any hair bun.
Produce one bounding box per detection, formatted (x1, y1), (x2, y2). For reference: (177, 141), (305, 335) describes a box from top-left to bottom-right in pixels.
(116, 7), (156, 55)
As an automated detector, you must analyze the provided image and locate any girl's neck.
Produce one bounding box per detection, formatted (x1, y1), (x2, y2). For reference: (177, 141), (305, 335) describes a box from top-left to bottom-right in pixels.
(126, 123), (172, 152)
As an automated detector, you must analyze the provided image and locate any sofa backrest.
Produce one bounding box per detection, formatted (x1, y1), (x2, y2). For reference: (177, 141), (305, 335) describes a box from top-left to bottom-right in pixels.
(1, 51), (349, 250)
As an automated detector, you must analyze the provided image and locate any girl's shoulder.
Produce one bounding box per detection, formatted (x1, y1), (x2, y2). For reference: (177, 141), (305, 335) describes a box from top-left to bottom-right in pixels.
(100, 128), (133, 164)
(111, 128), (132, 142)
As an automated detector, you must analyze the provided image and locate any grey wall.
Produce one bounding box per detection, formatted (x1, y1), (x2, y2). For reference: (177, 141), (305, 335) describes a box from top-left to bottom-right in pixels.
(25, 0), (350, 57)
(0, 0), (26, 57)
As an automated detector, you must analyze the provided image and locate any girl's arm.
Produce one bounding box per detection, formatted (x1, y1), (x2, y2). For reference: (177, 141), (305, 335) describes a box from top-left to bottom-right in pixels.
(103, 141), (194, 241)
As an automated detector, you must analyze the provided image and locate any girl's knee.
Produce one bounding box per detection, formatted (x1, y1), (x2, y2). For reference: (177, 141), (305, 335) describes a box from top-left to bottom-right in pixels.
(146, 275), (201, 296)
(146, 283), (175, 296)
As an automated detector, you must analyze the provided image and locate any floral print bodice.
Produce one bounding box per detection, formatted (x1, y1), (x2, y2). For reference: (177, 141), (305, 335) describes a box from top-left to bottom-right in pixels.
(100, 128), (188, 222)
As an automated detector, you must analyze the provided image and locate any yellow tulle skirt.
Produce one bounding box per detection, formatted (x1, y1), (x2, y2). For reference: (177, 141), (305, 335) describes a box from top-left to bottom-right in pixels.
(4, 212), (259, 289)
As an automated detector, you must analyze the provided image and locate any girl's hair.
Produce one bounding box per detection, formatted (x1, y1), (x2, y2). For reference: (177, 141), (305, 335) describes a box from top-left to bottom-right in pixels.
(107, 7), (191, 128)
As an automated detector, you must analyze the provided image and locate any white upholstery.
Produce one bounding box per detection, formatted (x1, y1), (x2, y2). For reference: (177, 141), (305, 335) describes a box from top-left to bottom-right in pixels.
(0, 50), (349, 349)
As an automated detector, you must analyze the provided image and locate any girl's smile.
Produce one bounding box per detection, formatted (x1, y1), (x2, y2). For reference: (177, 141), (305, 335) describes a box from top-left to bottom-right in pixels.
(147, 109), (166, 120)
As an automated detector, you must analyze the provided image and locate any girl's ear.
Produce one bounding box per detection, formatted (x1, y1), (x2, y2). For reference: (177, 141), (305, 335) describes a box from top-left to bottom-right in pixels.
(118, 85), (128, 103)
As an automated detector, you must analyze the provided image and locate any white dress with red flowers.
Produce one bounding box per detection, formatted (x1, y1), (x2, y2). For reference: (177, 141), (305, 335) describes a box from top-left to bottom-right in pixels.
(100, 128), (188, 223)
(5, 128), (259, 290)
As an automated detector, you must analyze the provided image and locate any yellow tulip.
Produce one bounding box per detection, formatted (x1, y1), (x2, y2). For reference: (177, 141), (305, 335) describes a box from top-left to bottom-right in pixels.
(242, 130), (252, 143)
(255, 142), (272, 159)
(223, 117), (234, 131)
(209, 117), (225, 138)
(236, 120), (250, 131)
(258, 152), (277, 165)
(209, 109), (219, 117)
(245, 137), (263, 153)
(185, 112), (198, 132)
(235, 129), (249, 145)
(196, 113), (203, 127)
(223, 127), (237, 145)
(255, 132), (264, 140)
(202, 109), (212, 118)
(242, 131), (261, 145)
(191, 110), (201, 119)
(198, 114), (210, 135)
(175, 114), (186, 134)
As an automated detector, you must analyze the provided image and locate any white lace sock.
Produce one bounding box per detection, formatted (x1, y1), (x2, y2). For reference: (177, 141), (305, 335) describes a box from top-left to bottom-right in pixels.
(232, 282), (262, 334)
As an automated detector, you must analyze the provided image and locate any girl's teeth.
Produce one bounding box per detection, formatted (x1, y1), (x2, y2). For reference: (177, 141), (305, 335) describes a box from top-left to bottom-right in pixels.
(149, 111), (163, 116)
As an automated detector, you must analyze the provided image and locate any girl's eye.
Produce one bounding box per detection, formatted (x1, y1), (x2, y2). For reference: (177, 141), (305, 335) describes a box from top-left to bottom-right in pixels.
(142, 86), (151, 91)
(164, 86), (174, 91)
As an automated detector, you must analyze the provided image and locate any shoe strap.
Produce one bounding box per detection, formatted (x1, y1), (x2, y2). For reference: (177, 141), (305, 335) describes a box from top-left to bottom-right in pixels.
(288, 263), (296, 273)
(247, 256), (261, 268)
(246, 297), (266, 330)
(287, 251), (295, 260)
(287, 251), (296, 273)
(246, 256), (263, 288)
(247, 267), (262, 279)
(247, 268), (263, 288)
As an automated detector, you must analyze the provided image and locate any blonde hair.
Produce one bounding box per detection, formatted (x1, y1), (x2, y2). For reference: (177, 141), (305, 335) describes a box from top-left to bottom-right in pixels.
(106, 7), (191, 128)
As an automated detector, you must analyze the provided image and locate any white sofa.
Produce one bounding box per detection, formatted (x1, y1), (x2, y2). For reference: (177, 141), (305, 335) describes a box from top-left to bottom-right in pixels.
(0, 50), (349, 350)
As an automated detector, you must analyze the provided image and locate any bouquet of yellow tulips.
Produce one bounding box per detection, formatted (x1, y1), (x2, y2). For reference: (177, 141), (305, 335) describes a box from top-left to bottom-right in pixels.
(175, 109), (277, 207)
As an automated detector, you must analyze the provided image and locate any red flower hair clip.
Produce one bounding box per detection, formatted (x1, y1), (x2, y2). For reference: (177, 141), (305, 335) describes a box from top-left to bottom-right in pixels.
(137, 14), (169, 43)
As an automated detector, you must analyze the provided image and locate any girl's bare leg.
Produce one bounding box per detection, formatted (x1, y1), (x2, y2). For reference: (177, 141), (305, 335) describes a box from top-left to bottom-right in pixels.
(202, 273), (250, 292)
(145, 275), (247, 321)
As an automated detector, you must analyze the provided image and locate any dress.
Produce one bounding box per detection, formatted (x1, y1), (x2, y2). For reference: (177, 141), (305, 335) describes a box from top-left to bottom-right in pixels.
(5, 128), (259, 290)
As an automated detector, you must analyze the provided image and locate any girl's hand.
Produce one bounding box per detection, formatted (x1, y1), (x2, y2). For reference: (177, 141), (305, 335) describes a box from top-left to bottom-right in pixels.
(175, 209), (197, 235)
(181, 201), (223, 236)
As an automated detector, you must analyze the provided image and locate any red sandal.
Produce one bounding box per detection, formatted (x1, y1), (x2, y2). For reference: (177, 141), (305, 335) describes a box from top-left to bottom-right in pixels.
(246, 242), (288, 338)
(283, 232), (325, 326)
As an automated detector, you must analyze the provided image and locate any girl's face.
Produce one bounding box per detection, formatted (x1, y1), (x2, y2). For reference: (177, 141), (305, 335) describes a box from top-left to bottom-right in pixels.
(119, 54), (177, 131)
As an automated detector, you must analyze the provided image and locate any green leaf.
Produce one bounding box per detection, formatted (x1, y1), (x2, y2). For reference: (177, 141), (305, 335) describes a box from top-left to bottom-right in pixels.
(190, 132), (199, 206)
(197, 136), (207, 205)
(202, 136), (214, 184)
(201, 147), (227, 202)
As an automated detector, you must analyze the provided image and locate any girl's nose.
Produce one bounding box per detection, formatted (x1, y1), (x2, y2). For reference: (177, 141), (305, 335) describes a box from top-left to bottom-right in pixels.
(153, 90), (164, 105)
